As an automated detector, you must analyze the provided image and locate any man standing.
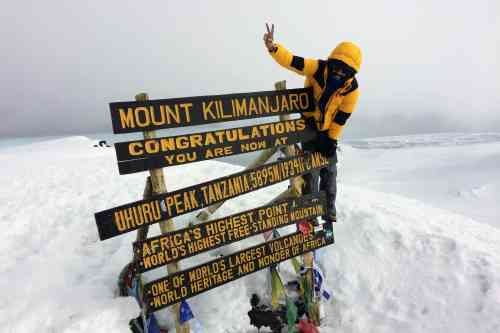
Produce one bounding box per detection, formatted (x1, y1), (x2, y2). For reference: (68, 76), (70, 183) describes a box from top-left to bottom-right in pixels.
(264, 24), (362, 223)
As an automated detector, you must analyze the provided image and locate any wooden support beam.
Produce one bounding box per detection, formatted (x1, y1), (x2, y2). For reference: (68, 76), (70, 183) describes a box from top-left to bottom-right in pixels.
(275, 80), (296, 156)
(136, 176), (152, 242)
(194, 141), (278, 223)
(194, 80), (299, 223)
(135, 93), (189, 333)
(274, 81), (319, 325)
(274, 80), (304, 195)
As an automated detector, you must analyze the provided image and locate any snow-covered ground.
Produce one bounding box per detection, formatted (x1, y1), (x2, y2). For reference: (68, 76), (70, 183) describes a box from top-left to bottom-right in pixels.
(343, 133), (500, 227)
(0, 133), (499, 332)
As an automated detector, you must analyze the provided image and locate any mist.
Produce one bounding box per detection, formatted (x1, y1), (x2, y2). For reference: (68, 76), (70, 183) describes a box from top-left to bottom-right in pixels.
(1, 0), (499, 139)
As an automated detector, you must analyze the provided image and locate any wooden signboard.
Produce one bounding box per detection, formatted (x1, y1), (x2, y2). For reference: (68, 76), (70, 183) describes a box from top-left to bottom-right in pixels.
(110, 88), (314, 134)
(95, 152), (329, 240)
(143, 229), (334, 314)
(96, 85), (333, 333)
(134, 192), (326, 273)
(115, 118), (316, 174)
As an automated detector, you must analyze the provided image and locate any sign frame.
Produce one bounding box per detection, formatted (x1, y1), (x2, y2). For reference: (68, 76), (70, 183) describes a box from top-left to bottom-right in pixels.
(133, 192), (326, 272)
(95, 152), (329, 240)
(110, 88), (314, 134)
(143, 228), (334, 314)
(114, 118), (316, 174)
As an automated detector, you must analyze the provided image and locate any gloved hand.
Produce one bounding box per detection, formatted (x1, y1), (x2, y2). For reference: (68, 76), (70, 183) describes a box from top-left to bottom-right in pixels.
(315, 131), (337, 157)
(263, 23), (277, 52)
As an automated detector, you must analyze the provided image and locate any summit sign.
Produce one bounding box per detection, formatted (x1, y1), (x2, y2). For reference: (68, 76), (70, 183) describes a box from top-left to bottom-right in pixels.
(114, 118), (316, 174)
(110, 88), (314, 134)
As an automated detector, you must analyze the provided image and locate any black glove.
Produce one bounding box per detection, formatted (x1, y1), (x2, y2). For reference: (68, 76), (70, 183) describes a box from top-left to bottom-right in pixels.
(315, 131), (337, 157)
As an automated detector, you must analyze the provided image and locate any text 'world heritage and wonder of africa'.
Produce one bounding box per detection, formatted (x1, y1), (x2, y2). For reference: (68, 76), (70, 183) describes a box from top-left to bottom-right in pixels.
(143, 230), (334, 313)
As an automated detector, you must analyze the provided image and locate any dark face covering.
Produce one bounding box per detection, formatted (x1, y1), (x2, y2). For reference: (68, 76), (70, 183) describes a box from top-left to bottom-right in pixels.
(317, 59), (356, 114)
(329, 59), (355, 82)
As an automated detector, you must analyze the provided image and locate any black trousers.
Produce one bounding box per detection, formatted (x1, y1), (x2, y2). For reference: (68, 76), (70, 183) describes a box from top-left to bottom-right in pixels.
(303, 150), (338, 222)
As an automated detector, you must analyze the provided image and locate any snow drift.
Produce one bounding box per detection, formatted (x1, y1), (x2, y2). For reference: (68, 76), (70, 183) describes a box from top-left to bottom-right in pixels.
(0, 134), (499, 332)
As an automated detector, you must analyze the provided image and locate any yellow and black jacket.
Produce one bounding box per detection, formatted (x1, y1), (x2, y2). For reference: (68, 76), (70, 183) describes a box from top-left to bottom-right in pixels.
(269, 42), (361, 140)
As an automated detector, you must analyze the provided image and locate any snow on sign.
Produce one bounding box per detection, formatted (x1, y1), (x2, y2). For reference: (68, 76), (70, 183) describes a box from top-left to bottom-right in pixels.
(133, 192), (326, 273)
(143, 230), (334, 314)
(110, 88), (315, 134)
(95, 152), (329, 240)
(114, 118), (316, 174)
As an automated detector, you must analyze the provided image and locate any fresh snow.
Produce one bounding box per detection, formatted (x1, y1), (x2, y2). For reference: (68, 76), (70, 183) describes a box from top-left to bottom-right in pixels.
(347, 132), (500, 149)
(0, 133), (499, 332)
(343, 133), (500, 227)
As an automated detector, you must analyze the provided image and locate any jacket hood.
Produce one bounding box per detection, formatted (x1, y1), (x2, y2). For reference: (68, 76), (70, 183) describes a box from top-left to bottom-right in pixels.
(329, 41), (362, 73)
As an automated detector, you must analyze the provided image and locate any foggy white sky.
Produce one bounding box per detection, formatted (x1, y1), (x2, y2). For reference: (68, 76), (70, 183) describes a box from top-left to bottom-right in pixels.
(1, 0), (499, 138)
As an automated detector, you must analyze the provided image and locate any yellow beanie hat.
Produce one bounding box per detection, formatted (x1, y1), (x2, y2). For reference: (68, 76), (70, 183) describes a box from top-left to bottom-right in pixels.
(329, 41), (362, 72)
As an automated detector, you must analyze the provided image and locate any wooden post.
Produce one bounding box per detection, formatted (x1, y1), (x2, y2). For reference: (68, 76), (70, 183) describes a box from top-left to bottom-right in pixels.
(274, 80), (304, 195)
(274, 81), (319, 325)
(194, 80), (298, 223)
(275, 80), (294, 155)
(136, 176), (152, 242)
(135, 93), (189, 333)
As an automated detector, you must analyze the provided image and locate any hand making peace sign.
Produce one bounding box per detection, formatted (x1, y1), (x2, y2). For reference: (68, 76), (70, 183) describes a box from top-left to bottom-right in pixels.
(263, 23), (277, 52)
